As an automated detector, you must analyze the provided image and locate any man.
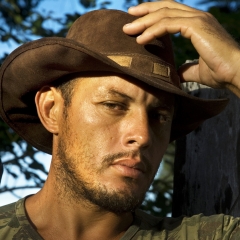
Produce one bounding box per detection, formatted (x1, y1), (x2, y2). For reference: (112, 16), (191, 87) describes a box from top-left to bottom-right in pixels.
(0, 1), (240, 239)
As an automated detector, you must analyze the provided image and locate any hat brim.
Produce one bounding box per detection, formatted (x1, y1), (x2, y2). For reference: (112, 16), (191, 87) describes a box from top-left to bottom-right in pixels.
(0, 37), (228, 154)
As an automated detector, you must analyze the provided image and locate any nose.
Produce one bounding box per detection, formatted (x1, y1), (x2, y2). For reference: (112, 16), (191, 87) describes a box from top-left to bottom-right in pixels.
(121, 109), (152, 149)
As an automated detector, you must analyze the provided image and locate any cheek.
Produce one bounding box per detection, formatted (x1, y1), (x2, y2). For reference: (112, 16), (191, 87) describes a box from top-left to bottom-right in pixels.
(73, 104), (122, 149)
(63, 113), (119, 173)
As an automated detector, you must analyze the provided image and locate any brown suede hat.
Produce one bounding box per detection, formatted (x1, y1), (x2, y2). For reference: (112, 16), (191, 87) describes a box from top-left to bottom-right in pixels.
(0, 9), (228, 154)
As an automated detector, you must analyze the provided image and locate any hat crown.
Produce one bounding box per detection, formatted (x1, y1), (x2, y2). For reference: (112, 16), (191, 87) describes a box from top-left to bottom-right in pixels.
(67, 10), (175, 65)
(67, 9), (179, 88)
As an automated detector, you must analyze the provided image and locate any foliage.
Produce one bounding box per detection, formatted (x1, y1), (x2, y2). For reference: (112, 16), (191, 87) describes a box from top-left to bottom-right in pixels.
(140, 142), (175, 216)
(198, 0), (240, 9)
(0, 0), (63, 199)
(79, 0), (112, 8)
(208, 6), (240, 42)
(0, 116), (48, 198)
(1, 0), (48, 44)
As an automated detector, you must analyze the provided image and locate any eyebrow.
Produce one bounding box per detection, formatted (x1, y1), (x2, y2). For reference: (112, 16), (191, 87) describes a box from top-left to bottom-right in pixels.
(107, 89), (133, 101)
(106, 88), (174, 111)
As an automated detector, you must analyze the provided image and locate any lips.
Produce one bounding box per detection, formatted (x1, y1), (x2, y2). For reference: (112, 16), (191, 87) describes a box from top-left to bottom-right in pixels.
(111, 159), (147, 178)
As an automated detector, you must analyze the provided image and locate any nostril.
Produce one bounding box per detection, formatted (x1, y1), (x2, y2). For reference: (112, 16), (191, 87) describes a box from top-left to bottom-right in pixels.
(128, 140), (136, 144)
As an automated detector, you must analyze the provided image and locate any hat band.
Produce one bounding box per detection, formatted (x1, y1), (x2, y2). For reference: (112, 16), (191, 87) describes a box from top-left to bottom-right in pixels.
(107, 54), (180, 87)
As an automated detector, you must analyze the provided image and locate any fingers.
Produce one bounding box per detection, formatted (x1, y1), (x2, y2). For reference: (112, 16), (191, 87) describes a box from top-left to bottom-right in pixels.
(178, 58), (231, 89)
(179, 59), (240, 98)
(133, 18), (190, 45)
(123, 5), (235, 64)
(178, 62), (201, 83)
(178, 61), (222, 89)
(123, 5), (205, 45)
(124, 8), (204, 45)
(127, 0), (197, 16)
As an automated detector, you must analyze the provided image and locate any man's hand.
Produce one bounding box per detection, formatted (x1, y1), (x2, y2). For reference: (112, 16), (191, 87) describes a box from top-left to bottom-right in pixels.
(123, 0), (240, 96)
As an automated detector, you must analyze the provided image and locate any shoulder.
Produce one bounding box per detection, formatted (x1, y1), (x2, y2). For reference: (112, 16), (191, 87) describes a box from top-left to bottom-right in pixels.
(0, 201), (17, 224)
(0, 200), (21, 239)
(132, 210), (240, 239)
(0, 197), (42, 240)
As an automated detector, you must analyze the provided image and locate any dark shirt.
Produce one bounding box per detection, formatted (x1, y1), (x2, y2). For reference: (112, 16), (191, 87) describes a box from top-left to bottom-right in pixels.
(1, 197), (240, 239)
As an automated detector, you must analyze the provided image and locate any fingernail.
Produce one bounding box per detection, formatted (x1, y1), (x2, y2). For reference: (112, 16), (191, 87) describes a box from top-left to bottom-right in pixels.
(128, 6), (136, 10)
(124, 23), (132, 28)
(128, 6), (137, 13)
(136, 35), (142, 41)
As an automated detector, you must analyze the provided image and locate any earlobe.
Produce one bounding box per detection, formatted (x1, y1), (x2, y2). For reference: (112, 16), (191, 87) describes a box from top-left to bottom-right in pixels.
(35, 86), (62, 134)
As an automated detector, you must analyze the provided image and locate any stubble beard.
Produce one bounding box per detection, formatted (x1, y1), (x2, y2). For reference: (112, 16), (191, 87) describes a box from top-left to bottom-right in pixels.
(54, 133), (148, 214)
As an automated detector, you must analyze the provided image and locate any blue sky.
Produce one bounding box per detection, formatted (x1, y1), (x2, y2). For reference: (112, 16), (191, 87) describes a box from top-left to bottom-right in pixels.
(0, 0), (209, 206)
(0, 0), (208, 58)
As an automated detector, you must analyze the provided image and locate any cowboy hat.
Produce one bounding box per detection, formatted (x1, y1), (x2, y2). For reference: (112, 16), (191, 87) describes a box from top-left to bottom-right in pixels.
(0, 9), (228, 154)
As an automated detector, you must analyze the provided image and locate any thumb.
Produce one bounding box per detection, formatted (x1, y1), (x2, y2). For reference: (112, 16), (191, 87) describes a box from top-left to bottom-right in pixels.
(178, 60), (200, 83)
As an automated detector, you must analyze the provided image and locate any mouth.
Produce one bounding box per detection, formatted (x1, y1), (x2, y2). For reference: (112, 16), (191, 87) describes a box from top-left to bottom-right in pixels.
(111, 159), (147, 179)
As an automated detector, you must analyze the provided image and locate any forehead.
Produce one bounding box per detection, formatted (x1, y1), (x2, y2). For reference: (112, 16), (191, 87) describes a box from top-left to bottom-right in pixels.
(71, 73), (175, 105)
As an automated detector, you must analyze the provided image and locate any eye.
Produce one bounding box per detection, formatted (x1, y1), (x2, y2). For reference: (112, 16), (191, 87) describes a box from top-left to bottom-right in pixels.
(102, 101), (128, 111)
(149, 110), (170, 124)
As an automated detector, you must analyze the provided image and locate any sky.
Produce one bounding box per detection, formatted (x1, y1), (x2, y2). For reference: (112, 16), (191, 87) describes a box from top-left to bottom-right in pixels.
(0, 0), (209, 206)
(0, 0), (208, 58)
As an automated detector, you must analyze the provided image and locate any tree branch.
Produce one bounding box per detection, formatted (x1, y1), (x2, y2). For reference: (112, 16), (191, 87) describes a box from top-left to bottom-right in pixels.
(0, 185), (42, 194)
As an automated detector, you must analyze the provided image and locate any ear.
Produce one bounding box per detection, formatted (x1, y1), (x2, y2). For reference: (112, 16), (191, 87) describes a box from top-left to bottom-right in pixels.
(35, 86), (63, 134)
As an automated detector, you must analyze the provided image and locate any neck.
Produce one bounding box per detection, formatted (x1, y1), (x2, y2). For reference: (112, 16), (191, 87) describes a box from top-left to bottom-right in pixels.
(25, 164), (133, 240)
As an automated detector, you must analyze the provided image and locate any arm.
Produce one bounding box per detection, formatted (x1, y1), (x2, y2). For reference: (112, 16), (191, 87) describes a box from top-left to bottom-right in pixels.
(123, 0), (240, 97)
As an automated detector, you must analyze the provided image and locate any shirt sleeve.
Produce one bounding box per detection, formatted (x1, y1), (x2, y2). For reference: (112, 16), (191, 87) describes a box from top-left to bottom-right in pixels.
(132, 210), (240, 239)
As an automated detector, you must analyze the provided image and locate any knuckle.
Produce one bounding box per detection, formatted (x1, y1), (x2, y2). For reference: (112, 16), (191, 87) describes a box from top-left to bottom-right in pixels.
(159, 7), (170, 13)
(197, 11), (215, 22)
(154, 7), (170, 19)
(204, 11), (214, 18)
(193, 14), (211, 25)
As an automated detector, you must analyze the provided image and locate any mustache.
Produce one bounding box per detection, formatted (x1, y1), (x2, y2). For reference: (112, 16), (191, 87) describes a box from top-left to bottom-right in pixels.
(101, 150), (152, 173)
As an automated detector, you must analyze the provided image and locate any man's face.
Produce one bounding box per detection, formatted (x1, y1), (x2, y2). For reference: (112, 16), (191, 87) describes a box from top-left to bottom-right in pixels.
(54, 74), (174, 213)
